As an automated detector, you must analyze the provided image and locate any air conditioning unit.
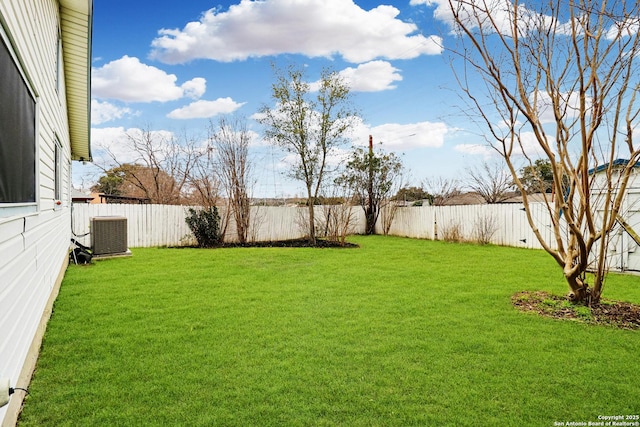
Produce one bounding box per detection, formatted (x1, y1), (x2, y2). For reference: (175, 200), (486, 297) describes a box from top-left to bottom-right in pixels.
(91, 216), (128, 255)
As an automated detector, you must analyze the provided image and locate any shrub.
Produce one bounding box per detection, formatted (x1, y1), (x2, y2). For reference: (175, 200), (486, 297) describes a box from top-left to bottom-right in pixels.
(185, 207), (222, 248)
(441, 222), (464, 242)
(317, 204), (357, 246)
(473, 214), (498, 245)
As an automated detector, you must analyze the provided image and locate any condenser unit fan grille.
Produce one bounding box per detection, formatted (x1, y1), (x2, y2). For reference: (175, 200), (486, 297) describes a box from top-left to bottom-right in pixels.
(91, 216), (128, 255)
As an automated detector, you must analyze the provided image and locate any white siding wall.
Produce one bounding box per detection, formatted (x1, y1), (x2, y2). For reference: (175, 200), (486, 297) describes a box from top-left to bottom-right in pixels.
(0, 1), (74, 424)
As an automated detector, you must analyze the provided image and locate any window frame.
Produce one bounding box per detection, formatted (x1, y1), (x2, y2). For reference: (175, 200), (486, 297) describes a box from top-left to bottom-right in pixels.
(54, 137), (62, 206)
(0, 17), (40, 219)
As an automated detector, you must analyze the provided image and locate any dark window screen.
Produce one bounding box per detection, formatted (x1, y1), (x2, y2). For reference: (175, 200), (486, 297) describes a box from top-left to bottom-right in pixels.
(0, 34), (36, 203)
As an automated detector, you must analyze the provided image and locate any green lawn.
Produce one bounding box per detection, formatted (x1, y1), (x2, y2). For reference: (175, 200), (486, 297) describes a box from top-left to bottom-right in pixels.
(18, 236), (640, 426)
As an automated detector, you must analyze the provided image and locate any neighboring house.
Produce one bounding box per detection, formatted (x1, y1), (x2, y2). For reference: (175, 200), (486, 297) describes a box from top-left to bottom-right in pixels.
(71, 189), (95, 203)
(94, 193), (151, 204)
(507, 160), (640, 272)
(589, 160), (640, 272)
(0, 1), (92, 425)
(440, 192), (486, 206)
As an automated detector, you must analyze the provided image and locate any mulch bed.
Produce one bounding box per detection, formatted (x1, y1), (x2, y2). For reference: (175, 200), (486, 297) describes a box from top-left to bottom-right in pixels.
(512, 291), (640, 330)
(220, 238), (359, 248)
(175, 238), (360, 249)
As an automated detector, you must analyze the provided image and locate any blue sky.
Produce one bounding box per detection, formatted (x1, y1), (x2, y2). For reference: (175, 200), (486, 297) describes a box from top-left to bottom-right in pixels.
(80, 0), (497, 197)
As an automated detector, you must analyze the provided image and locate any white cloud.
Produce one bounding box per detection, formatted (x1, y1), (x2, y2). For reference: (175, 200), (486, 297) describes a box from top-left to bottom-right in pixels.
(415, 0), (556, 38)
(454, 143), (495, 157)
(92, 56), (207, 102)
(606, 17), (640, 39)
(350, 118), (450, 150)
(150, 0), (443, 64)
(516, 131), (553, 157)
(488, 129), (553, 158)
(181, 77), (207, 99)
(91, 127), (176, 165)
(275, 147), (350, 173)
(90, 127), (136, 164)
(91, 100), (135, 125)
(310, 61), (402, 92)
(167, 98), (246, 119)
(529, 90), (589, 124)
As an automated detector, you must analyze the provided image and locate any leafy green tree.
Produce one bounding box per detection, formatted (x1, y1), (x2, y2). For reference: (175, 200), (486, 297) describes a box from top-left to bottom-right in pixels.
(258, 65), (359, 244)
(520, 159), (554, 194)
(337, 144), (404, 234)
(91, 166), (128, 196)
(393, 186), (432, 204)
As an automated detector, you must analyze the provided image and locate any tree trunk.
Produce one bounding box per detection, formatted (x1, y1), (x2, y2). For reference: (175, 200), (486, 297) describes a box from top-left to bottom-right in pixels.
(365, 206), (375, 235)
(366, 136), (375, 235)
(565, 273), (600, 305)
(307, 188), (316, 244)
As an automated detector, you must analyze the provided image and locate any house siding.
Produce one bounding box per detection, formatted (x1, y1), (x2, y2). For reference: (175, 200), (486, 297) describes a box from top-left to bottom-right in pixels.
(0, 0), (76, 424)
(590, 167), (640, 272)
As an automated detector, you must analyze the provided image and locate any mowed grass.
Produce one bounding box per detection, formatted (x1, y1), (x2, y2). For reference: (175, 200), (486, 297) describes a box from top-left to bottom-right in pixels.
(19, 236), (640, 426)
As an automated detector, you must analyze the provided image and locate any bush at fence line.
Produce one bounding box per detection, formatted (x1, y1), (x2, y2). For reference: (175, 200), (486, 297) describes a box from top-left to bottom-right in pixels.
(185, 207), (222, 248)
(441, 222), (464, 243)
(473, 214), (499, 245)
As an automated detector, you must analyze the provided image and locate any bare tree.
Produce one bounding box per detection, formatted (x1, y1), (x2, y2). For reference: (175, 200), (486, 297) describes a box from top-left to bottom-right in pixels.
(380, 201), (400, 236)
(257, 65), (359, 244)
(208, 116), (254, 244)
(465, 161), (514, 203)
(473, 213), (499, 245)
(186, 148), (222, 209)
(423, 177), (461, 206)
(447, 0), (640, 303)
(97, 126), (199, 204)
(248, 205), (267, 243)
(316, 186), (358, 245)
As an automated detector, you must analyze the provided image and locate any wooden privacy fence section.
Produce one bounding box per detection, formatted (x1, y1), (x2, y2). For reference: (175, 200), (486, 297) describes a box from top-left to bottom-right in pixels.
(72, 202), (552, 250)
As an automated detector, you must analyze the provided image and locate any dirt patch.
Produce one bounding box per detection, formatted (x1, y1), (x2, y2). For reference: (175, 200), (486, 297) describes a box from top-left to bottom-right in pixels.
(512, 291), (640, 330)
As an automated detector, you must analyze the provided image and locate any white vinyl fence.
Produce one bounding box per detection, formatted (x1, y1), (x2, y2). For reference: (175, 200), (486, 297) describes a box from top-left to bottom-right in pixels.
(72, 204), (367, 248)
(72, 202), (552, 249)
(72, 204), (196, 248)
(382, 203), (554, 250)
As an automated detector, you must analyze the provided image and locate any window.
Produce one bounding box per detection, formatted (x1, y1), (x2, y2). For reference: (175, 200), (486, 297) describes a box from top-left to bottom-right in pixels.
(54, 139), (62, 203)
(0, 26), (37, 212)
